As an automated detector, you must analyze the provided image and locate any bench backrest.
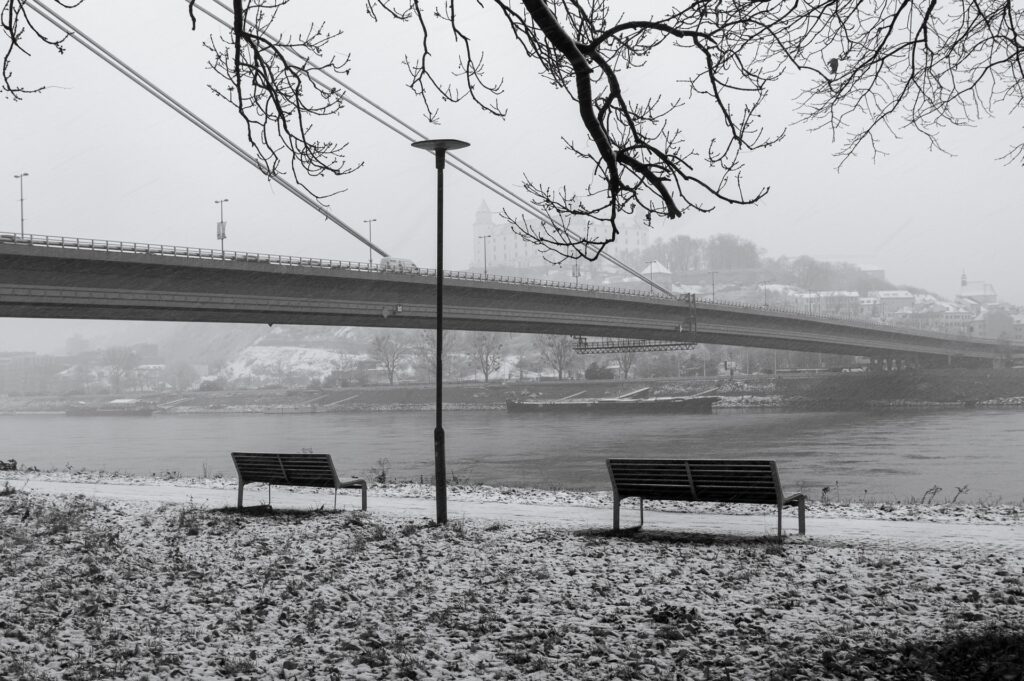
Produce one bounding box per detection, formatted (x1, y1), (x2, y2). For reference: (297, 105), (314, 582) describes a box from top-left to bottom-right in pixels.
(607, 458), (783, 505)
(232, 452), (339, 488)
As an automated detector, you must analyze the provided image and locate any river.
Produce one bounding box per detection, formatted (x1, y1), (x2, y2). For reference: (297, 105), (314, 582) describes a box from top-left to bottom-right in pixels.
(2, 408), (1023, 503)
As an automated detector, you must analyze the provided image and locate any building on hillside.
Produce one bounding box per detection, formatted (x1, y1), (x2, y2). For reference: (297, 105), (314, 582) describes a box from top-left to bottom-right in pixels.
(787, 290), (859, 316)
(859, 265), (886, 281)
(937, 303), (974, 336)
(472, 203), (546, 272)
(859, 296), (881, 318)
(815, 291), (860, 316)
(1013, 314), (1024, 342)
(617, 213), (652, 253)
(638, 260), (672, 291)
(957, 271), (997, 306)
(875, 290), (916, 318)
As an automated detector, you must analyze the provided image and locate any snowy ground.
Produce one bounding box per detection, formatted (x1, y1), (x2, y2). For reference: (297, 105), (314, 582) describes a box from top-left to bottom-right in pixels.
(2, 470), (1023, 680)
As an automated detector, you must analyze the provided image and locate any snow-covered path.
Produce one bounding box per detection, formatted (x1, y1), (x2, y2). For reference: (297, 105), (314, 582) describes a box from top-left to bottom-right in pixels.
(7, 475), (1022, 551)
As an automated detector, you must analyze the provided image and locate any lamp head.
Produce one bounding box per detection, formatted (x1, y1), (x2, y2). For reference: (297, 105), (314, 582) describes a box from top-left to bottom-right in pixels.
(411, 139), (470, 152)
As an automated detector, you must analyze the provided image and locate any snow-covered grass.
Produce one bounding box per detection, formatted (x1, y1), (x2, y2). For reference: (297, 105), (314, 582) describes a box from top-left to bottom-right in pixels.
(1, 489), (1022, 680)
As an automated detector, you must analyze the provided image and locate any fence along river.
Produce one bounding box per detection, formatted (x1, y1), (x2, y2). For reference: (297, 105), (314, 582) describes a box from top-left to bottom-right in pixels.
(2, 408), (1023, 504)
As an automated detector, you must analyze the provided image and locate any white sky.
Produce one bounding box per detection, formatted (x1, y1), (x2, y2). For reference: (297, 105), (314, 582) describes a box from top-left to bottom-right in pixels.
(2, 1), (1023, 353)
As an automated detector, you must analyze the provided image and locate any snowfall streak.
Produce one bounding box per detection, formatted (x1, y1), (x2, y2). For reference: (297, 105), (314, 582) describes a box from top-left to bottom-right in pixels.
(0, 236), (1019, 364)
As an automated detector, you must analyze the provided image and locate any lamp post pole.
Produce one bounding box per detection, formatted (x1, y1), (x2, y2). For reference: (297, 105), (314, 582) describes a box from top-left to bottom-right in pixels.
(411, 138), (469, 525)
(364, 218), (377, 266)
(478, 234), (491, 277)
(711, 271), (717, 302)
(214, 198), (229, 256)
(645, 260), (656, 293)
(14, 173), (28, 236)
(760, 280), (771, 307)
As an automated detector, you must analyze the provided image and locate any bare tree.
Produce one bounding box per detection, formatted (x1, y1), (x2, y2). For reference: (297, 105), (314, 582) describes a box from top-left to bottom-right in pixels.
(6, 1), (1024, 255)
(368, 332), (408, 386)
(412, 330), (460, 382)
(616, 351), (636, 381)
(103, 346), (138, 393)
(164, 362), (199, 392)
(535, 334), (576, 380)
(468, 332), (504, 383)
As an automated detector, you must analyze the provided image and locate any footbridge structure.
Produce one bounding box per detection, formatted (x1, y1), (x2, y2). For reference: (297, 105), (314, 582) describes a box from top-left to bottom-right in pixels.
(1, 233), (1020, 367)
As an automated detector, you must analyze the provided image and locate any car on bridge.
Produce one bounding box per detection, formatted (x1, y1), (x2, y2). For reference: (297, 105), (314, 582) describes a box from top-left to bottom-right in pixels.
(380, 257), (419, 273)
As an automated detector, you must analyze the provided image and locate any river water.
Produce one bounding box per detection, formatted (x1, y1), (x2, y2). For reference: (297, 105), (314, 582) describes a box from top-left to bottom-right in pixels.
(3, 409), (1023, 503)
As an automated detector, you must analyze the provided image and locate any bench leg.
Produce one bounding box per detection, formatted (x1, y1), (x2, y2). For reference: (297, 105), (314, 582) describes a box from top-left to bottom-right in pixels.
(639, 498), (644, 529)
(334, 486), (338, 511)
(798, 497), (806, 535)
(777, 503), (783, 540)
(237, 481), (244, 509)
(613, 493), (620, 531)
(360, 482), (367, 511)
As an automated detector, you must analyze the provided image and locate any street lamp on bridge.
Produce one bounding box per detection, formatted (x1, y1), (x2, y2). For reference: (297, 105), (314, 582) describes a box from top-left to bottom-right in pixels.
(411, 137), (470, 525)
(364, 218), (377, 266)
(214, 198), (229, 256)
(760, 280), (772, 308)
(14, 172), (28, 236)
(478, 234), (492, 277)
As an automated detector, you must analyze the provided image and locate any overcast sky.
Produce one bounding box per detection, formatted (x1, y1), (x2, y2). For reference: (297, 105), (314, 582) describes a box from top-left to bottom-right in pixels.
(3, 1), (1022, 353)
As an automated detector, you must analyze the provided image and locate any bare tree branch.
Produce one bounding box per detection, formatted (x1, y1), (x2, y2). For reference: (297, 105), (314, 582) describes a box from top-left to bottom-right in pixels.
(5, 0), (1024, 257)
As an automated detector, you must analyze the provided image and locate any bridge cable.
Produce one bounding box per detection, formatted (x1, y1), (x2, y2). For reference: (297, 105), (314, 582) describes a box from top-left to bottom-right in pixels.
(196, 0), (673, 298)
(24, 0), (389, 259)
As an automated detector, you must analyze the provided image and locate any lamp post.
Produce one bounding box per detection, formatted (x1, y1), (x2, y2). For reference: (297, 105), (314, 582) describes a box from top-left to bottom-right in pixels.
(214, 198), (229, 256)
(710, 271), (717, 302)
(760, 280), (772, 307)
(411, 137), (469, 525)
(364, 218), (377, 266)
(645, 260), (656, 293)
(14, 173), (28, 236)
(478, 234), (491, 277)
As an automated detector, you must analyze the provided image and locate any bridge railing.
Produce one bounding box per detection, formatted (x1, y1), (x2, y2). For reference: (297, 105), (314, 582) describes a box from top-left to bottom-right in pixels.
(0, 231), (987, 343)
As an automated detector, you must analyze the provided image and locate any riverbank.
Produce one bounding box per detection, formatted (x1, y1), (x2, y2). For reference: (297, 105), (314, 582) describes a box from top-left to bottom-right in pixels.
(5, 368), (1024, 415)
(2, 471), (1022, 680)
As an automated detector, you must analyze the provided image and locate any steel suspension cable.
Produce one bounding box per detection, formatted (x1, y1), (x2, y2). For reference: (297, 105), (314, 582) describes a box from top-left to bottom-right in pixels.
(25, 0), (388, 258)
(197, 0), (671, 297)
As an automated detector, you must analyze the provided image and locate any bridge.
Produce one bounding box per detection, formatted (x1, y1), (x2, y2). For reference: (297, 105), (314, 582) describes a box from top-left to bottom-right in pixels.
(0, 232), (1020, 367)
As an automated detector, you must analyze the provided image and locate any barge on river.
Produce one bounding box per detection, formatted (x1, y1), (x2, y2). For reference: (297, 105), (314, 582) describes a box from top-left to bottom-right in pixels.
(506, 387), (718, 414)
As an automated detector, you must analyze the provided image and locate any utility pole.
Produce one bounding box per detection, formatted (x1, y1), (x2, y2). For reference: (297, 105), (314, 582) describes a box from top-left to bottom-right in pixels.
(572, 261), (581, 286)
(478, 234), (491, 277)
(14, 172), (28, 236)
(214, 198), (229, 256)
(364, 218), (377, 266)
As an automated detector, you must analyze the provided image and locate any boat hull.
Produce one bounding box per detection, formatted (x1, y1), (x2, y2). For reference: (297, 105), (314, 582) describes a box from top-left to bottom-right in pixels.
(506, 396), (718, 414)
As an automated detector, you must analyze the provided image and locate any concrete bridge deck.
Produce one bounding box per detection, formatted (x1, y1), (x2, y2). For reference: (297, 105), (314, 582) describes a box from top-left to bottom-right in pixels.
(0, 232), (1019, 364)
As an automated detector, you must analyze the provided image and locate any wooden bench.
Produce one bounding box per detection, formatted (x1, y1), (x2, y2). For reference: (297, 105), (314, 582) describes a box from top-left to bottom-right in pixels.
(607, 458), (805, 538)
(231, 452), (367, 511)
